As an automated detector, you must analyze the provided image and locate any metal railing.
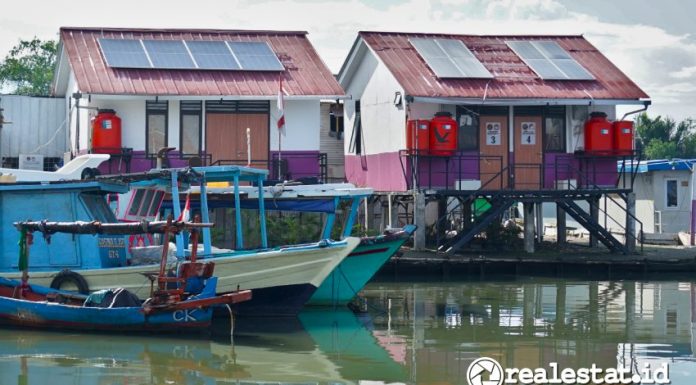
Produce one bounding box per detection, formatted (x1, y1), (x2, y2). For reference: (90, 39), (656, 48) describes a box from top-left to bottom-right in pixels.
(211, 153), (328, 183)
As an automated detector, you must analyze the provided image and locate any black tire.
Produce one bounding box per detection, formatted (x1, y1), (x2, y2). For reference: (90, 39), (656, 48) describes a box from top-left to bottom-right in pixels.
(50, 270), (89, 294)
(81, 168), (95, 180)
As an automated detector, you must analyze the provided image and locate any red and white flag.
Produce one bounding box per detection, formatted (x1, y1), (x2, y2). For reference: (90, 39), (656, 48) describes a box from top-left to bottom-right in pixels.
(177, 193), (191, 222)
(277, 76), (286, 135)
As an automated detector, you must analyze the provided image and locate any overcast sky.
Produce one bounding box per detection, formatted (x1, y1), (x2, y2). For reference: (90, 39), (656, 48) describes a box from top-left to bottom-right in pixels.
(1, 0), (694, 120)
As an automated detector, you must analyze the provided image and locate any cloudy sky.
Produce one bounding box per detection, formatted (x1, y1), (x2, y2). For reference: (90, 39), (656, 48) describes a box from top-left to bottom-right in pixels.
(1, 0), (694, 120)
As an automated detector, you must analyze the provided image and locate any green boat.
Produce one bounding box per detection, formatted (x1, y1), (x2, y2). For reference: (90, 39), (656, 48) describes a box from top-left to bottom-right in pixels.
(308, 224), (416, 306)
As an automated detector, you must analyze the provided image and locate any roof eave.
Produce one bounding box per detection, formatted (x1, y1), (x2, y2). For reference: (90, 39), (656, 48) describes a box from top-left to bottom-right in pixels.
(409, 96), (651, 106)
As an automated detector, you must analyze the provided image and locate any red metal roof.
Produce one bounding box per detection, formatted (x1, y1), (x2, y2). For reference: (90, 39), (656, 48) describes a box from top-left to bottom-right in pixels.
(58, 27), (344, 97)
(358, 31), (649, 101)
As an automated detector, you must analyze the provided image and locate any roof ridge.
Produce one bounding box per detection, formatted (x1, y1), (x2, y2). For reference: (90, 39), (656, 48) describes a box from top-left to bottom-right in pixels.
(60, 26), (308, 35)
(358, 30), (585, 38)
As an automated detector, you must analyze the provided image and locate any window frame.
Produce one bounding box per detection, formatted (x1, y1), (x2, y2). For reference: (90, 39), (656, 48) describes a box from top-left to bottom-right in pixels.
(179, 100), (203, 156)
(348, 100), (362, 155)
(456, 106), (479, 151)
(543, 113), (566, 153)
(665, 179), (679, 209)
(145, 100), (169, 157)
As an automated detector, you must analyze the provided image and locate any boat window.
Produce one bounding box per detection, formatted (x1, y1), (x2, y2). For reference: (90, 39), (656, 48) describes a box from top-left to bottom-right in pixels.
(128, 189), (146, 216)
(138, 190), (156, 217)
(150, 191), (165, 217)
(81, 193), (117, 222)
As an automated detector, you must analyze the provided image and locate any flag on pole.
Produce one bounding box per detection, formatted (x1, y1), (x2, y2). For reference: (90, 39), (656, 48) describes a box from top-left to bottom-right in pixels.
(177, 194), (191, 222)
(277, 76), (286, 135)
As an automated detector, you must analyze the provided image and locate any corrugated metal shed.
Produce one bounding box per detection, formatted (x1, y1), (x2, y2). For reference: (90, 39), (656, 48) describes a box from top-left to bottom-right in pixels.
(0, 95), (67, 157)
(57, 27), (345, 97)
(356, 31), (649, 101)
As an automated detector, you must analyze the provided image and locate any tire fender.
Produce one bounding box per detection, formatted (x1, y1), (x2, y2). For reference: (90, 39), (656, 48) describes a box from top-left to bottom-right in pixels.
(50, 270), (89, 294)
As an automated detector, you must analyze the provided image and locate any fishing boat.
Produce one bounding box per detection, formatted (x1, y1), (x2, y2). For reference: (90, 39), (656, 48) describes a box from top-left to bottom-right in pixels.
(0, 166), (359, 317)
(178, 182), (416, 306)
(0, 218), (251, 332)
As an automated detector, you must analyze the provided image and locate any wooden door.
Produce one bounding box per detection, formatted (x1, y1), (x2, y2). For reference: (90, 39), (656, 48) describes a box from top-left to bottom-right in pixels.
(479, 116), (508, 190)
(206, 113), (269, 167)
(513, 116), (543, 190)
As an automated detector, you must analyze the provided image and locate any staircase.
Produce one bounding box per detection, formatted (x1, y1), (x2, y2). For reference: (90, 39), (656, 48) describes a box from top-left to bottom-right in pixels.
(438, 195), (515, 254)
(556, 200), (628, 254)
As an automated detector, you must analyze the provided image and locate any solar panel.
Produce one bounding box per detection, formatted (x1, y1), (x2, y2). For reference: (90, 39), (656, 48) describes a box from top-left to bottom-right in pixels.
(507, 40), (594, 80)
(185, 41), (240, 70)
(410, 38), (492, 79)
(227, 42), (284, 71)
(142, 40), (195, 69)
(99, 38), (284, 72)
(98, 38), (151, 68)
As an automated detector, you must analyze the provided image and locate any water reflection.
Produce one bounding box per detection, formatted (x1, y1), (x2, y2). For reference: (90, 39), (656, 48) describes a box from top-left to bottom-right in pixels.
(0, 307), (407, 385)
(2, 280), (695, 385)
(361, 280), (696, 385)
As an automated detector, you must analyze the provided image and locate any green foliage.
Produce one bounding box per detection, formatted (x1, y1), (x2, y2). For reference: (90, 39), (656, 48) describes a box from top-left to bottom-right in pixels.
(265, 212), (323, 246)
(483, 220), (522, 250)
(0, 38), (57, 96)
(636, 113), (696, 160)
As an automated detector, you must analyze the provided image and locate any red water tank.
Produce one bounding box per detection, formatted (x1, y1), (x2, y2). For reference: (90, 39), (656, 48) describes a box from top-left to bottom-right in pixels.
(429, 112), (458, 156)
(584, 112), (613, 153)
(406, 119), (430, 154)
(91, 109), (122, 154)
(613, 120), (634, 155)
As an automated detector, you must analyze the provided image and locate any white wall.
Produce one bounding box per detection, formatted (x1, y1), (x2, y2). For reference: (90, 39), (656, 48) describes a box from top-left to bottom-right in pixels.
(0, 95), (66, 158)
(344, 47), (406, 156)
(270, 99), (320, 152)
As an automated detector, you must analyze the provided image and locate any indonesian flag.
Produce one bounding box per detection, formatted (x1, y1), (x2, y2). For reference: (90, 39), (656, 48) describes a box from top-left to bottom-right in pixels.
(277, 76), (286, 135)
(177, 193), (191, 222)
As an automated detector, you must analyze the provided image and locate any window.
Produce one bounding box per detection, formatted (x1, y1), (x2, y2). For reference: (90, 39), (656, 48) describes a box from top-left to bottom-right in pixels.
(180, 101), (202, 155)
(329, 103), (344, 140)
(457, 108), (479, 151)
(146, 100), (168, 156)
(80, 193), (117, 223)
(666, 180), (678, 208)
(544, 115), (566, 152)
(125, 188), (165, 221)
(348, 101), (362, 154)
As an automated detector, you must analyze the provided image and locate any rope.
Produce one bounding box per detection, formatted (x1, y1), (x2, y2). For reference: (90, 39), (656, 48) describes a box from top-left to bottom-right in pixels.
(18, 228), (28, 272)
(337, 265), (388, 316)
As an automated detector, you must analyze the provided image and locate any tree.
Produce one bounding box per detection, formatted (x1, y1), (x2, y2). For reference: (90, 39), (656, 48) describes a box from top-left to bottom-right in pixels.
(0, 38), (57, 96)
(635, 113), (696, 159)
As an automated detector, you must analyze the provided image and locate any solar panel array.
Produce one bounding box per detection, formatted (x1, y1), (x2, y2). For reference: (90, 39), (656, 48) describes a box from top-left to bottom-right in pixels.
(410, 38), (492, 79)
(507, 40), (594, 80)
(98, 38), (284, 71)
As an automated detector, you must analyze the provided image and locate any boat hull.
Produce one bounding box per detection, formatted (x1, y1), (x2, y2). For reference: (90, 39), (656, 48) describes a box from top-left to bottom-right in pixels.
(2, 238), (359, 317)
(307, 225), (416, 306)
(0, 278), (214, 332)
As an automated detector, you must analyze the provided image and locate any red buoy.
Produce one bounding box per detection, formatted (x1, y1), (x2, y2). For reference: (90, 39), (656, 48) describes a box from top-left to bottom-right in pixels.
(91, 109), (122, 154)
(429, 112), (458, 156)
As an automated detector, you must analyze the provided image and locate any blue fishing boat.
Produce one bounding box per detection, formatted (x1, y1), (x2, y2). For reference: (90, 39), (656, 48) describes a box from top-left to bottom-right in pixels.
(0, 219), (251, 332)
(0, 167), (358, 317)
(181, 183), (416, 306)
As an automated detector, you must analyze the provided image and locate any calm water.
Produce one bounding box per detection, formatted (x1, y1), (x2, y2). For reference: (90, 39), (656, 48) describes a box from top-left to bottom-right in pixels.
(1, 278), (695, 384)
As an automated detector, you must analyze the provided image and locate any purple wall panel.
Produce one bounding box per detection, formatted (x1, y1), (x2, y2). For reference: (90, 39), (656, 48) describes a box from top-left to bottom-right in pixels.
(270, 151), (321, 180)
(345, 152), (408, 192)
(544, 153), (576, 188)
(415, 151), (480, 190)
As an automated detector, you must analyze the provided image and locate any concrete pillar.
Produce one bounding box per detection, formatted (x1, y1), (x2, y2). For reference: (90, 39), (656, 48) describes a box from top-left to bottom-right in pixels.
(556, 203), (566, 244)
(414, 192), (427, 250)
(626, 192), (636, 253)
(589, 197), (599, 248)
(624, 281), (635, 341)
(535, 203), (544, 243)
(437, 196), (447, 246)
(524, 202), (535, 253)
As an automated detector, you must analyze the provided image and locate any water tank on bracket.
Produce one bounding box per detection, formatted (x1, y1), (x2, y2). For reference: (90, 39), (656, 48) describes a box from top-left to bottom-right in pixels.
(613, 120), (634, 155)
(429, 112), (458, 156)
(406, 119), (430, 154)
(584, 112), (612, 153)
(91, 109), (122, 154)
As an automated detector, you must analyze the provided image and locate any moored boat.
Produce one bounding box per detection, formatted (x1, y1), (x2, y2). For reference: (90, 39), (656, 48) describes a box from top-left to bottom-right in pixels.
(0, 219), (251, 332)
